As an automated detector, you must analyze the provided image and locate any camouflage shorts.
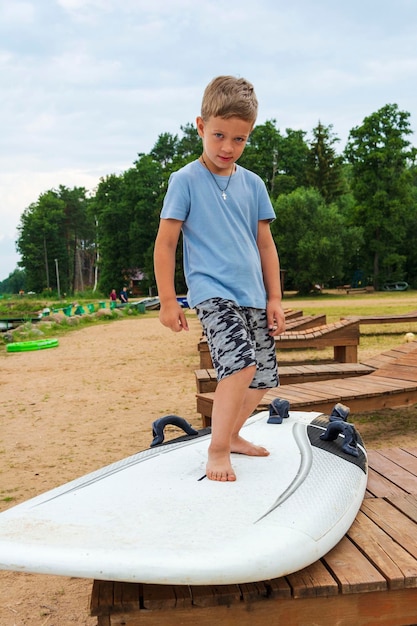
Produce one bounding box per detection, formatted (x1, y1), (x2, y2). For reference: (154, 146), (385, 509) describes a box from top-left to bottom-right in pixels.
(195, 298), (279, 388)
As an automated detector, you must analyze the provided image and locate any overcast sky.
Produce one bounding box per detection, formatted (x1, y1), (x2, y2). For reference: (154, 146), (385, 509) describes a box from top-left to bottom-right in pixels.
(1, 0), (416, 280)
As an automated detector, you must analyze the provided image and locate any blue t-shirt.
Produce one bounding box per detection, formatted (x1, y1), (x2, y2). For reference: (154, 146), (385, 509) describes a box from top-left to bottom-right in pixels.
(160, 159), (275, 309)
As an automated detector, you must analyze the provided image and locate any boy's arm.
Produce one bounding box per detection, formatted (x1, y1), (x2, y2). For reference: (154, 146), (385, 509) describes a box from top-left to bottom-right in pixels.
(257, 220), (286, 336)
(154, 218), (189, 332)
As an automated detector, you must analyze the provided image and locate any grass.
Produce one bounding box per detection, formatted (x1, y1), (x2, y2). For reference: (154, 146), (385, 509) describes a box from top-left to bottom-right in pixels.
(0, 300), (154, 350)
(352, 406), (417, 449)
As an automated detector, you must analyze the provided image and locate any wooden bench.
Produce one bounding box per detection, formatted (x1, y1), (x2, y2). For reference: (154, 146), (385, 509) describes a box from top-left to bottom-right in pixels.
(343, 310), (417, 326)
(285, 313), (326, 330)
(198, 318), (360, 369)
(282, 308), (304, 321)
(196, 342), (417, 427)
(338, 285), (375, 294)
(90, 446), (417, 626)
(195, 362), (374, 394)
(274, 318), (360, 363)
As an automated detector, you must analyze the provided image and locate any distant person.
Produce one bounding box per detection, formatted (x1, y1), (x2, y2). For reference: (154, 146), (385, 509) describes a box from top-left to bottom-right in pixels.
(154, 75), (285, 482)
(109, 289), (117, 303)
(119, 287), (129, 303)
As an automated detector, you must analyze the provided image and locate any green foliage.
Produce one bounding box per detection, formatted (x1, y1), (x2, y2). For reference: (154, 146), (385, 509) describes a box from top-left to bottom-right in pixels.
(0, 268), (26, 294)
(345, 104), (415, 287)
(272, 188), (363, 294)
(95, 155), (164, 295)
(16, 187), (94, 295)
(239, 121), (309, 197)
(306, 122), (345, 203)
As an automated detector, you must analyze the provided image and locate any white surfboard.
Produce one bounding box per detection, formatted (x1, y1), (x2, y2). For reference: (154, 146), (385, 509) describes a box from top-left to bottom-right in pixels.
(0, 409), (367, 585)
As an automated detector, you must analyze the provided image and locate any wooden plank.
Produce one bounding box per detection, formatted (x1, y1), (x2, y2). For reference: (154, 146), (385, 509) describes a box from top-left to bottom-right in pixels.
(172, 585), (192, 608)
(190, 584), (241, 607)
(262, 576), (292, 598)
(285, 314), (327, 330)
(367, 449), (417, 493)
(372, 364), (417, 383)
(388, 493), (417, 524)
(322, 536), (387, 594)
(378, 448), (417, 479)
(113, 582), (141, 612)
(90, 580), (114, 616)
(343, 312), (417, 325)
(361, 498), (417, 560)
(361, 342), (417, 369)
(141, 583), (177, 610)
(239, 581), (271, 602)
(366, 467), (410, 498)
(285, 559), (339, 598)
(347, 510), (417, 589)
(104, 589), (417, 625)
(283, 308), (304, 320)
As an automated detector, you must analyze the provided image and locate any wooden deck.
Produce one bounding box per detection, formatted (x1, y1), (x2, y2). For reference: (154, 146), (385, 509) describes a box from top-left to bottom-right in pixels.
(195, 362), (374, 393)
(198, 318), (360, 369)
(197, 342), (417, 427)
(90, 446), (417, 626)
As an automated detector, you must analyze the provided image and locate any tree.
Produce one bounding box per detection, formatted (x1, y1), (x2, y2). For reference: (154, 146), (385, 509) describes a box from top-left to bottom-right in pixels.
(150, 132), (178, 168)
(0, 268), (26, 294)
(17, 192), (66, 293)
(271, 188), (363, 294)
(16, 187), (94, 295)
(239, 122), (309, 197)
(239, 120), (281, 194)
(95, 155), (164, 295)
(175, 123), (201, 167)
(306, 122), (345, 203)
(56, 185), (95, 293)
(344, 104), (415, 287)
(274, 129), (310, 196)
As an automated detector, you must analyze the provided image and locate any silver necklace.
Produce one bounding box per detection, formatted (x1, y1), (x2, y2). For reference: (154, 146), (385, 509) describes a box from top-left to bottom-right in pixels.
(201, 156), (234, 200)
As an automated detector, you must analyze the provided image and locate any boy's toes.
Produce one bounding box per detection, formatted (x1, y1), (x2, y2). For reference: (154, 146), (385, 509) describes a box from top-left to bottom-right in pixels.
(207, 468), (236, 482)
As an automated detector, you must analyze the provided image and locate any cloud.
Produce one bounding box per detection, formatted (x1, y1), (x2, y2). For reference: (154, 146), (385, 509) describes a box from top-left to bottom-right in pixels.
(0, 0), (416, 280)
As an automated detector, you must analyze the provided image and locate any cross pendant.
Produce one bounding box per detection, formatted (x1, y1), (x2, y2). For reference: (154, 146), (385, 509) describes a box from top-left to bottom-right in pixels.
(222, 191), (227, 200)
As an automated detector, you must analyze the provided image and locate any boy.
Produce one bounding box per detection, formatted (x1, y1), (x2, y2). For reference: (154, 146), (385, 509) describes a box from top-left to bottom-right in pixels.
(154, 76), (285, 482)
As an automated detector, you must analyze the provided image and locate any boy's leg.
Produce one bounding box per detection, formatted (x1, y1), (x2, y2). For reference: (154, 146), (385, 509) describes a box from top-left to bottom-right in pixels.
(196, 299), (278, 482)
(208, 368), (268, 482)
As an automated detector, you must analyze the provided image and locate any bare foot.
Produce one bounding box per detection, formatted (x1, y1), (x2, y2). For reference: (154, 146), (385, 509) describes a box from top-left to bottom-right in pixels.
(206, 446), (236, 482)
(231, 435), (270, 457)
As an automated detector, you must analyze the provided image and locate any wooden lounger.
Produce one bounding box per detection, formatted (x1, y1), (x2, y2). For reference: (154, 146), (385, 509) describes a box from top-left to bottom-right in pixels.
(198, 318), (360, 369)
(196, 342), (417, 428)
(195, 362), (374, 394)
(342, 310), (417, 325)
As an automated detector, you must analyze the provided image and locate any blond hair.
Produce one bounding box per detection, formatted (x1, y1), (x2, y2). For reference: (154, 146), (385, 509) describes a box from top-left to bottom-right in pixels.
(201, 76), (258, 124)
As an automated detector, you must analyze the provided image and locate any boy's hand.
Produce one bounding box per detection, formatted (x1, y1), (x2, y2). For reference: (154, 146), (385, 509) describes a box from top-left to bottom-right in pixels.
(159, 302), (189, 333)
(267, 298), (286, 336)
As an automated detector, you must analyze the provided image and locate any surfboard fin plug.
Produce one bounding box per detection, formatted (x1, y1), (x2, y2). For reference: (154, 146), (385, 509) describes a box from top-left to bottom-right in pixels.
(151, 415), (199, 447)
(268, 398), (290, 424)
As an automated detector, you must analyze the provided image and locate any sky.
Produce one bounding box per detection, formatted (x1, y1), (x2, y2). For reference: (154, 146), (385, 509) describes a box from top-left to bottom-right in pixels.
(1, 0), (417, 281)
